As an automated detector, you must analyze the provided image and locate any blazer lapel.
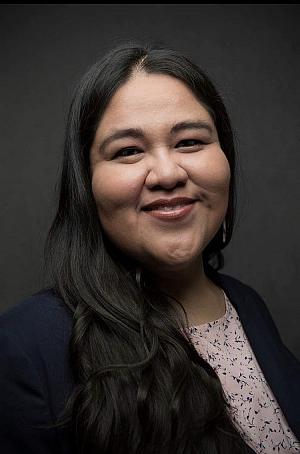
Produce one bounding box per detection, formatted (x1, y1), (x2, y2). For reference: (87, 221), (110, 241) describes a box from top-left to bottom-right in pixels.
(205, 266), (300, 441)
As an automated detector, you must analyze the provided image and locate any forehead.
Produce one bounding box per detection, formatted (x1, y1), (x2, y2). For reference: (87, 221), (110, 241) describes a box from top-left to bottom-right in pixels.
(96, 72), (215, 135)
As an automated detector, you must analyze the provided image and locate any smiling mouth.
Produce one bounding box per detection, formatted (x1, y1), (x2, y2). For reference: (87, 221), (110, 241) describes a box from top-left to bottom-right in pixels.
(142, 199), (196, 220)
(142, 197), (195, 211)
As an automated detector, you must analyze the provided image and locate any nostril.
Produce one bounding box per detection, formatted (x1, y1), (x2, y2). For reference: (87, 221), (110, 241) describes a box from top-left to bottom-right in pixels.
(149, 180), (186, 191)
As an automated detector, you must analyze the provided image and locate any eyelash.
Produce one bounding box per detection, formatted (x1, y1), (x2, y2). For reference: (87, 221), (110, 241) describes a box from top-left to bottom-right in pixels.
(114, 139), (205, 158)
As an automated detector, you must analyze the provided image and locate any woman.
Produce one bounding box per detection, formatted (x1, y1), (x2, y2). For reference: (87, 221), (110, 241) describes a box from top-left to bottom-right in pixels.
(0, 41), (299, 454)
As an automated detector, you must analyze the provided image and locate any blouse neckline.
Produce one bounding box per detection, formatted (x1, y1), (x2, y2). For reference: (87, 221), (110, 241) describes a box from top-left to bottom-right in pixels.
(187, 290), (230, 331)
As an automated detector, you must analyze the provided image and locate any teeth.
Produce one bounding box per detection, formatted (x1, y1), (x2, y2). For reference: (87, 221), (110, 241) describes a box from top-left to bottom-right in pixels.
(154, 204), (185, 211)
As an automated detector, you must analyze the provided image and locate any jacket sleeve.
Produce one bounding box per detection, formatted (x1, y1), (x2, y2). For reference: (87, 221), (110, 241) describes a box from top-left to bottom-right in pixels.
(0, 327), (60, 453)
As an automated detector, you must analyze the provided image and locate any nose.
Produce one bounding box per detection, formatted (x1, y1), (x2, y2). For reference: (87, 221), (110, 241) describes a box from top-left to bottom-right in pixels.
(145, 150), (188, 190)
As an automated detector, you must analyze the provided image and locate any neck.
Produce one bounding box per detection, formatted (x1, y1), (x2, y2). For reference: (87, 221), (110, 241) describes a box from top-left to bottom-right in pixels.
(151, 256), (207, 299)
(149, 257), (224, 326)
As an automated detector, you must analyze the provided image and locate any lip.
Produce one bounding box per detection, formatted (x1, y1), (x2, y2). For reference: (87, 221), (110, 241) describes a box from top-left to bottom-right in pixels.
(141, 197), (196, 221)
(142, 197), (196, 211)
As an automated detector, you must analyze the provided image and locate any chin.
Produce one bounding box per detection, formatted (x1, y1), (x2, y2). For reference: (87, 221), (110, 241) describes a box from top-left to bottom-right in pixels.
(146, 248), (203, 274)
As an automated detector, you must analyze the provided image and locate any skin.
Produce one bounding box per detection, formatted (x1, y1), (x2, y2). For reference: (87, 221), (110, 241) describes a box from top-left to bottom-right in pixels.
(89, 71), (231, 326)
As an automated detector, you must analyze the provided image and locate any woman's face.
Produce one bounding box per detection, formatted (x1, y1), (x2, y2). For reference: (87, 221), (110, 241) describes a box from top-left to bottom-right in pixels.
(89, 71), (230, 273)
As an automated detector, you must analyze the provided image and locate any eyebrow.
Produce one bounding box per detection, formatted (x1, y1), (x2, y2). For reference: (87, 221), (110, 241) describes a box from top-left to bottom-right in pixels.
(98, 120), (213, 151)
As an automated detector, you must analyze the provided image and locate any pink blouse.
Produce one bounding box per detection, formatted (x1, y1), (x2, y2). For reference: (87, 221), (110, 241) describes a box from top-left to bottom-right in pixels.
(186, 290), (300, 453)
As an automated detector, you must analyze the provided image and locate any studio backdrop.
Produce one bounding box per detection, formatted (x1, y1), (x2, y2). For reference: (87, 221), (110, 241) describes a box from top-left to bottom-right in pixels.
(1, 4), (299, 359)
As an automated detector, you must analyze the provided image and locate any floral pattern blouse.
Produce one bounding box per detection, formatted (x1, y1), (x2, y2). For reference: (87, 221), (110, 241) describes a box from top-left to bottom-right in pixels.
(186, 290), (300, 453)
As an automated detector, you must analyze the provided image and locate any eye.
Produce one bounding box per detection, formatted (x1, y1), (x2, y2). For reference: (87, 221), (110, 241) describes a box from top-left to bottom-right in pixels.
(114, 147), (143, 159)
(176, 139), (205, 148)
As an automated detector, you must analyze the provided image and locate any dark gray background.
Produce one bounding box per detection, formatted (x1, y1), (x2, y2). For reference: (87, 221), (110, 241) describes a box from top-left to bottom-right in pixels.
(1, 4), (299, 359)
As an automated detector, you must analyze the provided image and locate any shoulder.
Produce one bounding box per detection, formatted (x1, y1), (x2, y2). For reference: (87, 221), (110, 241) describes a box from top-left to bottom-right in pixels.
(215, 270), (300, 435)
(0, 288), (73, 345)
(0, 287), (74, 372)
(207, 266), (276, 319)
(207, 266), (290, 344)
(0, 289), (75, 420)
(0, 287), (72, 324)
(210, 267), (300, 359)
(0, 290), (75, 451)
(209, 267), (263, 300)
(0, 289), (73, 364)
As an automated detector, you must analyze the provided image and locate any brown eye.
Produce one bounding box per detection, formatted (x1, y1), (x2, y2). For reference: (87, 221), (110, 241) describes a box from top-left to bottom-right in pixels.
(176, 139), (204, 148)
(114, 147), (142, 158)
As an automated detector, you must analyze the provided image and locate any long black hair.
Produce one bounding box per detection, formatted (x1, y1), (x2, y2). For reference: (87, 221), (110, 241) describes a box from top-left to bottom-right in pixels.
(44, 40), (250, 453)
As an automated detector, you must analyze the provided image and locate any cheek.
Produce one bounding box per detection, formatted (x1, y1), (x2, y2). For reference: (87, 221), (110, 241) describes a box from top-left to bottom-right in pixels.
(91, 164), (142, 215)
(190, 148), (231, 196)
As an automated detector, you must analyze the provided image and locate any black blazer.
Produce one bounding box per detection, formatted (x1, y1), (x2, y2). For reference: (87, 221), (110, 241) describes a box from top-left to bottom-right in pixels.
(0, 269), (299, 453)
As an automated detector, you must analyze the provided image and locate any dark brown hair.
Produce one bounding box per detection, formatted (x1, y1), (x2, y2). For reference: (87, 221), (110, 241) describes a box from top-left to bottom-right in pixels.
(44, 40), (249, 454)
